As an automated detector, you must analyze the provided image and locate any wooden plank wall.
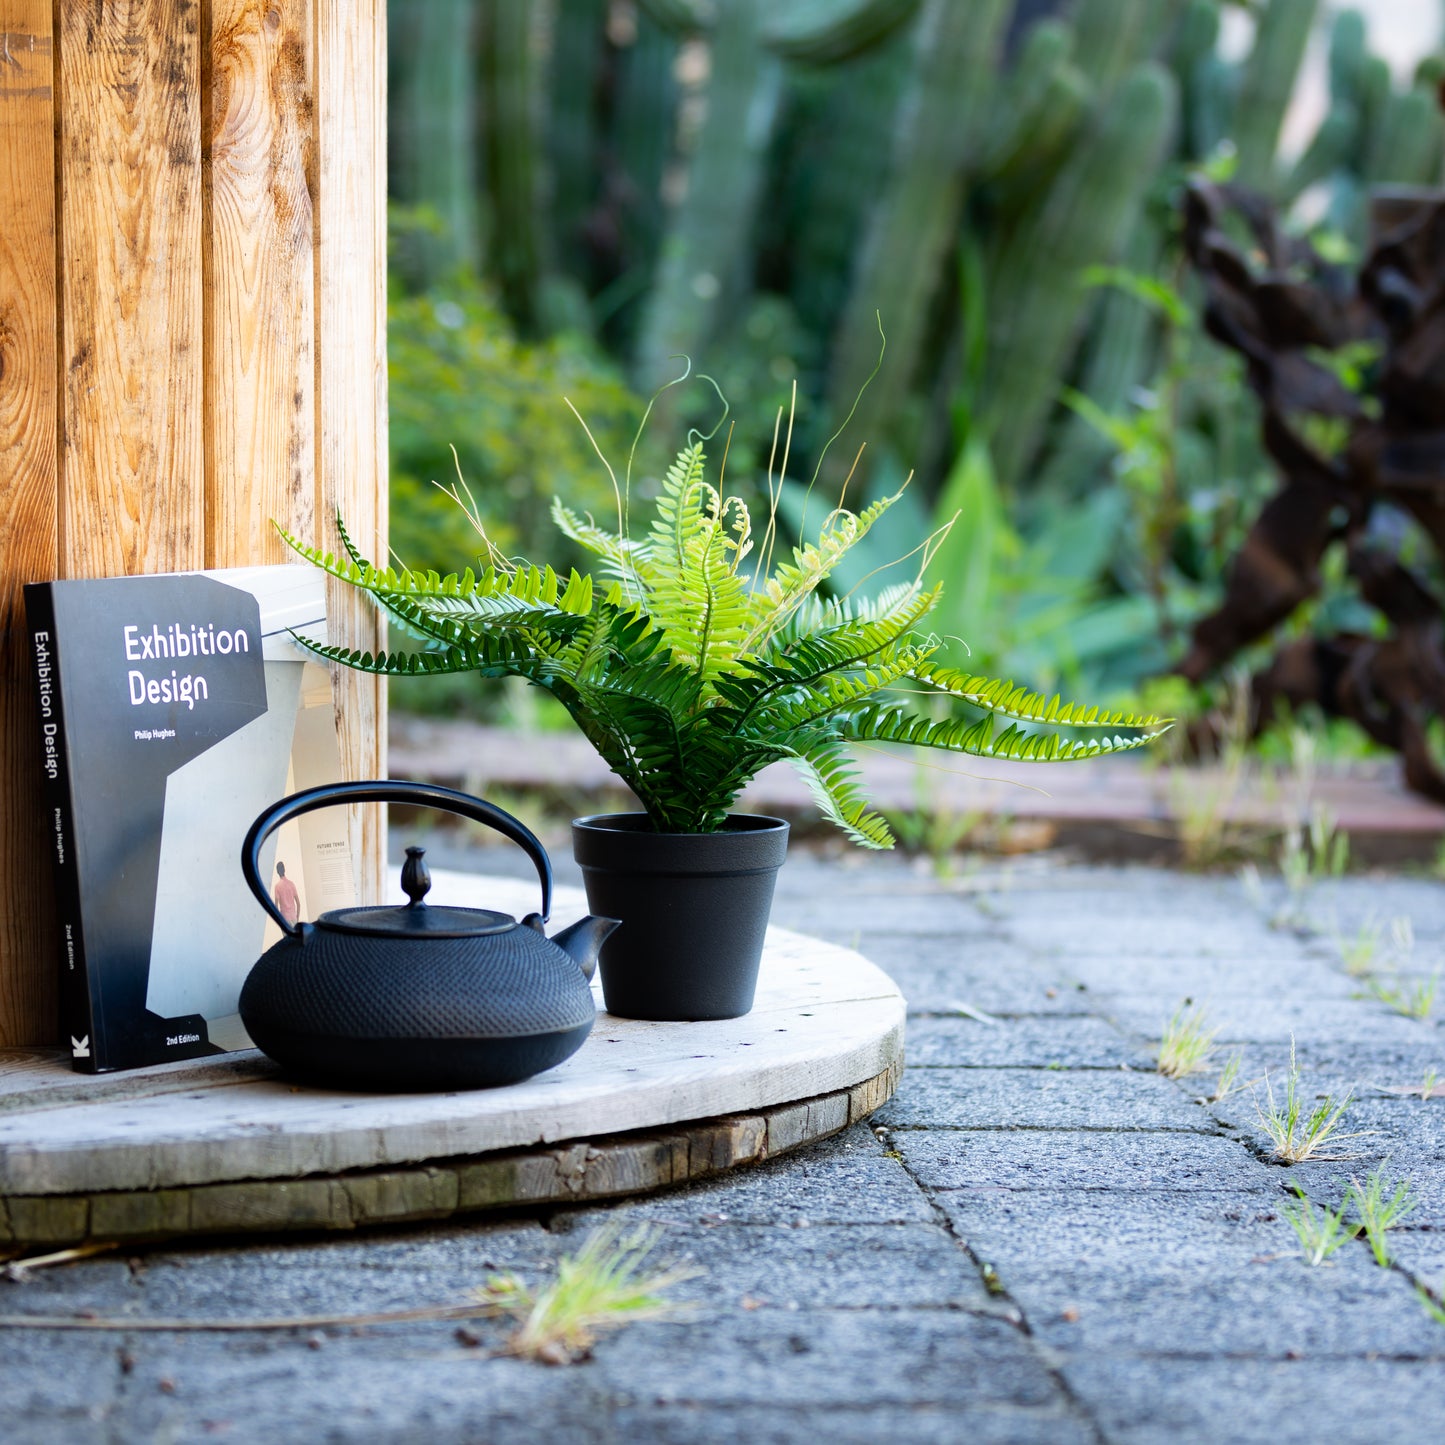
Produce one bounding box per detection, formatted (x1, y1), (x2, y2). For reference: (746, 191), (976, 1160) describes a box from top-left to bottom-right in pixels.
(0, 2), (60, 1050)
(0, 1), (388, 1046)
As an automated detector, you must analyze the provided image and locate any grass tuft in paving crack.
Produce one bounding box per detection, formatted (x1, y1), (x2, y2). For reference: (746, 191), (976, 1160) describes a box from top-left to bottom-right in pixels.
(475, 1223), (698, 1365)
(1254, 1037), (1371, 1164)
(1345, 1169), (1419, 1268)
(1281, 1186), (1359, 1266)
(1156, 1000), (1218, 1080)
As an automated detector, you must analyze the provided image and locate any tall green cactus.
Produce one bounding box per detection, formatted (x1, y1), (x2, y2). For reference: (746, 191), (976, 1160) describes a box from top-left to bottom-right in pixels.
(602, 10), (682, 350)
(1171, 0), (1225, 158)
(979, 19), (1075, 176)
(632, 0), (782, 389)
(1071, 0), (1182, 97)
(545, 0), (609, 285)
(823, 0), (1012, 473)
(783, 31), (915, 370)
(1328, 8), (1369, 107)
(1365, 86), (1444, 186)
(1035, 225), (1162, 498)
(760, 0), (921, 65)
(1281, 104), (1358, 203)
(480, 0), (546, 333)
(634, 0), (713, 35)
(982, 63), (1179, 493)
(1232, 0), (1319, 188)
(388, 0), (480, 285)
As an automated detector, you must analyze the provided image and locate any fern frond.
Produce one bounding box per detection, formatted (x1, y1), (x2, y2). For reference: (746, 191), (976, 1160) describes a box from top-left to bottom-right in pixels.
(786, 742), (895, 849)
(838, 703), (1173, 761)
(333, 513), (374, 572)
(287, 636), (484, 678)
(551, 499), (655, 597)
(638, 443), (753, 687)
(748, 643), (932, 734)
(744, 490), (903, 653)
(914, 664), (1170, 729)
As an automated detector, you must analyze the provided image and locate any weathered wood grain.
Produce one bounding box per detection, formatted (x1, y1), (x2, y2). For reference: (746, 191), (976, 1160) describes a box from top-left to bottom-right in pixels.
(0, 4), (59, 1047)
(204, 0), (316, 567)
(56, 0), (205, 577)
(314, 0), (387, 903)
(0, 0), (390, 1047)
(0, 1065), (897, 1248)
(0, 894), (906, 1198)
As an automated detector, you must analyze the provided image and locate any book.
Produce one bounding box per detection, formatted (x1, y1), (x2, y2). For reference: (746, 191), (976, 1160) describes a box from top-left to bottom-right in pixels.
(24, 565), (356, 1073)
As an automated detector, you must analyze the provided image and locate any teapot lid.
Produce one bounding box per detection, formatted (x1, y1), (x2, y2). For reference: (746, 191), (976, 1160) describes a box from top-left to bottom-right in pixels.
(314, 846), (520, 940)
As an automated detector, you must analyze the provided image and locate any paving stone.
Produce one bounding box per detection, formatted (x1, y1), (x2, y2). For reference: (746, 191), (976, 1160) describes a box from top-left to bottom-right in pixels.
(1061, 948), (1356, 1001)
(0, 1257), (142, 1315)
(566, 1124), (935, 1226)
(934, 1188), (1430, 1357)
(903, 1014), (1152, 1069)
(1388, 1232), (1445, 1284)
(876, 1068), (1210, 1132)
(630, 1221), (998, 1311)
(1214, 1038), (1445, 1087)
(8, 1420), (111, 1445)
(1308, 879), (1445, 938)
(1060, 1355), (1445, 1445)
(940, 1186), (1291, 1263)
(1279, 1153), (1445, 1233)
(110, 1331), (600, 1445)
(601, 1402), (1096, 1445)
(896, 1128), (1270, 1193)
(0, 1330), (121, 1423)
(1211, 1091), (1445, 1171)
(1101, 993), (1437, 1046)
(106, 1318), (1074, 1444)
(134, 1219), (556, 1318)
(770, 856), (1004, 941)
(982, 878), (1295, 963)
(1026, 1258), (1431, 1359)
(590, 1310), (1059, 1409)
(844, 932), (1098, 1017)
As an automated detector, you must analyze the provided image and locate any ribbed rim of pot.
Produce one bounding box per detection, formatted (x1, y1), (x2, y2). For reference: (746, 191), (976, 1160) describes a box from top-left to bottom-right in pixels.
(572, 812), (789, 875)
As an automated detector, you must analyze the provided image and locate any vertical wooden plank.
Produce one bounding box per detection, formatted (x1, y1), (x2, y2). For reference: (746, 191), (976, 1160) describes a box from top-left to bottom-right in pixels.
(205, 0), (316, 566)
(56, 0), (205, 577)
(0, 4), (58, 1045)
(314, 0), (386, 901)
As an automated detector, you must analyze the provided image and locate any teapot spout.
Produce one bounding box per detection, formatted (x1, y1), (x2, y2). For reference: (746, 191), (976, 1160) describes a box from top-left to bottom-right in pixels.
(551, 915), (621, 980)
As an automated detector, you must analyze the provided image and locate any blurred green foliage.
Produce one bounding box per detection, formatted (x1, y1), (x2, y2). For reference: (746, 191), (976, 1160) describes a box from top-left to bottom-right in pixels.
(384, 0), (1445, 753)
(388, 212), (641, 576)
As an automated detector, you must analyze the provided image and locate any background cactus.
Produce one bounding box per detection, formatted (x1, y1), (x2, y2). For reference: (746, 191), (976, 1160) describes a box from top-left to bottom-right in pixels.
(388, 0), (481, 286)
(979, 62), (1179, 493)
(1230, 0), (1318, 188)
(631, 0), (782, 390)
(386, 0), (1445, 708)
(822, 0), (1012, 467)
(478, 0), (547, 334)
(759, 0), (922, 66)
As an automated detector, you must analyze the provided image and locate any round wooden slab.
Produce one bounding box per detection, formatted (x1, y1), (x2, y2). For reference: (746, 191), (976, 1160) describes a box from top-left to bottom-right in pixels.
(0, 874), (904, 1249)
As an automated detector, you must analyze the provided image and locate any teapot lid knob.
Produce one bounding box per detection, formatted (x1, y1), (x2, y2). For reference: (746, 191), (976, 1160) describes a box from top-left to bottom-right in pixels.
(400, 845), (431, 908)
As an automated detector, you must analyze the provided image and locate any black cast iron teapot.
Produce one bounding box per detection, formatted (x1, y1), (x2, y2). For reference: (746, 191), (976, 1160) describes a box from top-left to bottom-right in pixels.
(238, 780), (619, 1091)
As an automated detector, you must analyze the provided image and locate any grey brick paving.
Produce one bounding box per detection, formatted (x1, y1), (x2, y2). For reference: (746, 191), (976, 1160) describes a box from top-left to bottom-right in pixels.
(5, 854), (1445, 1444)
(875, 1066), (1210, 1131)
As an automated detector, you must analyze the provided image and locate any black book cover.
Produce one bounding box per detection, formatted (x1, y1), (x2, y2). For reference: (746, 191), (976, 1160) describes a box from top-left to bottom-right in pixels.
(24, 566), (353, 1072)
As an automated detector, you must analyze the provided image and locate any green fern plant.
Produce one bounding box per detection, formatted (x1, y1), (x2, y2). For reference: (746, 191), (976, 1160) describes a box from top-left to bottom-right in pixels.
(282, 437), (1169, 843)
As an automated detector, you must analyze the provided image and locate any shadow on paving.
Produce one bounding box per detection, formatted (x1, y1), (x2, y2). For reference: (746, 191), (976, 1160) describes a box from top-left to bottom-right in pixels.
(4, 853), (1444, 1444)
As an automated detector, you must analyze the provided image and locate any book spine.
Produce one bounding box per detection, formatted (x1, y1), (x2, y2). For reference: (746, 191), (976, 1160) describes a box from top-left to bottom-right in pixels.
(25, 585), (99, 1073)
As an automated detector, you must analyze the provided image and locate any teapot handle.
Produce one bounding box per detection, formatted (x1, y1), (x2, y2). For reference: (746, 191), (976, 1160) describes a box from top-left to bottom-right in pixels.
(241, 780), (553, 937)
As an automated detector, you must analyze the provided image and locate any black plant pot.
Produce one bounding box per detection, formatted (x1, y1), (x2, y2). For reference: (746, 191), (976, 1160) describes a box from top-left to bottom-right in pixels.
(571, 813), (790, 1021)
